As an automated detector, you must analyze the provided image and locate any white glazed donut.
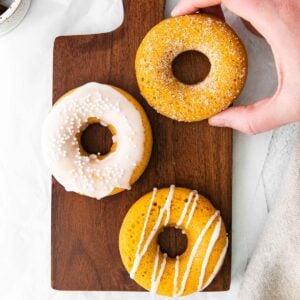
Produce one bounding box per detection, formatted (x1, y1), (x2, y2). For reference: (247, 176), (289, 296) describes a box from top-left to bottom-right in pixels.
(42, 82), (152, 200)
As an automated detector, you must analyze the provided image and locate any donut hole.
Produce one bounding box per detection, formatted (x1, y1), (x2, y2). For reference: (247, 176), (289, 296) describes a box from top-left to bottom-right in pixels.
(172, 50), (211, 85)
(80, 122), (114, 157)
(157, 226), (188, 258)
(0, 3), (8, 15)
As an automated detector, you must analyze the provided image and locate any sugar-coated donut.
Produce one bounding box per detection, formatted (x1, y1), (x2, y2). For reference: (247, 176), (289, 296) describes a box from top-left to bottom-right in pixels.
(42, 82), (152, 200)
(135, 14), (247, 122)
(119, 186), (228, 297)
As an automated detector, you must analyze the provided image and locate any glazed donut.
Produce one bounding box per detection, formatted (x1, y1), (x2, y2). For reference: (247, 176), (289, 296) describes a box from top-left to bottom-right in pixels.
(135, 14), (247, 122)
(42, 82), (152, 200)
(119, 186), (228, 297)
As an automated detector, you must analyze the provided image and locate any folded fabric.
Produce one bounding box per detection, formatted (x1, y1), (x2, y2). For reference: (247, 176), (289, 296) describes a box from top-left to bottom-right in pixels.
(239, 124), (300, 300)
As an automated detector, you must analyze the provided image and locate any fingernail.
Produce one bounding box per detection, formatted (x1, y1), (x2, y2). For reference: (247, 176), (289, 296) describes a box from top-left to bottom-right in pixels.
(209, 118), (228, 127)
(171, 8), (179, 17)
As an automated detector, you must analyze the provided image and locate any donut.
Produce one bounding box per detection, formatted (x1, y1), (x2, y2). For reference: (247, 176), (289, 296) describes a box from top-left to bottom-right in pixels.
(119, 186), (228, 297)
(42, 82), (152, 200)
(135, 14), (247, 122)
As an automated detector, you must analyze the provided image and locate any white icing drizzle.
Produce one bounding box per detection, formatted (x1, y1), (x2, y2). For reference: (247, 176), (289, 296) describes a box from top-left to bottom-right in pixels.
(164, 185), (175, 226)
(198, 216), (222, 290)
(130, 188), (158, 278)
(173, 256), (180, 297)
(174, 211), (220, 297)
(185, 193), (199, 229)
(130, 185), (228, 296)
(150, 246), (167, 294)
(42, 82), (145, 200)
(151, 246), (160, 285)
(176, 190), (197, 227)
(130, 185), (175, 279)
(201, 237), (229, 290)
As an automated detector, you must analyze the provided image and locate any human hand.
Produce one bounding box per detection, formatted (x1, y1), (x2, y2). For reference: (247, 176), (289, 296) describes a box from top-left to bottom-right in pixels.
(172, 0), (300, 134)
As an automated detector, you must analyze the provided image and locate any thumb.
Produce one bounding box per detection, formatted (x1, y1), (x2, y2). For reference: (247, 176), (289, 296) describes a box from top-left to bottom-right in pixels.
(208, 97), (290, 134)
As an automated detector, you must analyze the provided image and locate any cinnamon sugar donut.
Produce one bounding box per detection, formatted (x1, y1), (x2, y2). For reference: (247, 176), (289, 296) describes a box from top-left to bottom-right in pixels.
(135, 14), (247, 122)
(42, 82), (152, 200)
(119, 186), (228, 297)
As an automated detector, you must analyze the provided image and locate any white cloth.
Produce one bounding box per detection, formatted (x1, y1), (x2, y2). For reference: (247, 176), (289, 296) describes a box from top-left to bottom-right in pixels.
(239, 124), (300, 300)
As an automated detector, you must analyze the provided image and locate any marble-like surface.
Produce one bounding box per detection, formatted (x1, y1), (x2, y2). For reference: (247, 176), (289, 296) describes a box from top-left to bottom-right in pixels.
(0, 0), (295, 299)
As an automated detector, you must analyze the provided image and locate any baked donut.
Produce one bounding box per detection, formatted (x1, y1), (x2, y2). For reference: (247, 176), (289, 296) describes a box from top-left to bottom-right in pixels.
(135, 14), (247, 122)
(42, 82), (152, 200)
(119, 186), (228, 297)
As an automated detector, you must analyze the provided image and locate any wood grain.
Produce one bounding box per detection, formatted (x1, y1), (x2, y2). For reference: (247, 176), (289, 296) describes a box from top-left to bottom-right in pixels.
(52, 0), (232, 291)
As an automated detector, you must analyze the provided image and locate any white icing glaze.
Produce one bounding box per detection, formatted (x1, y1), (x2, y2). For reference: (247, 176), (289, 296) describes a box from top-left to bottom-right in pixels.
(201, 237), (229, 290)
(130, 185), (175, 279)
(174, 211), (220, 297)
(185, 193), (199, 229)
(150, 246), (167, 294)
(42, 82), (145, 200)
(176, 190), (197, 227)
(164, 185), (175, 226)
(173, 256), (180, 297)
(130, 188), (157, 278)
(198, 216), (222, 290)
(151, 246), (160, 288)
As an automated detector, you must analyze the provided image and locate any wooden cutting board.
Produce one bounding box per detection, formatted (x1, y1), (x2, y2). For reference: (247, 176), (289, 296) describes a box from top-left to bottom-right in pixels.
(52, 0), (232, 292)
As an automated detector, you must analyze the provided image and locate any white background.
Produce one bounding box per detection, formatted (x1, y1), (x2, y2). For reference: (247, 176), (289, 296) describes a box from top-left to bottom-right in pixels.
(0, 0), (284, 299)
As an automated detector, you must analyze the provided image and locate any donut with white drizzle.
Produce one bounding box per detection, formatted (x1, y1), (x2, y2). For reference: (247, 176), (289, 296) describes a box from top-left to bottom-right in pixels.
(119, 186), (228, 297)
(42, 82), (152, 200)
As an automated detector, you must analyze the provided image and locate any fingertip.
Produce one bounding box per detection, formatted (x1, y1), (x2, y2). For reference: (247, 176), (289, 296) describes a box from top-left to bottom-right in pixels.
(208, 107), (252, 133)
(171, 6), (188, 17)
(208, 117), (229, 127)
(171, 1), (183, 17)
(171, 8), (179, 17)
(170, 1), (199, 17)
(209, 108), (251, 134)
